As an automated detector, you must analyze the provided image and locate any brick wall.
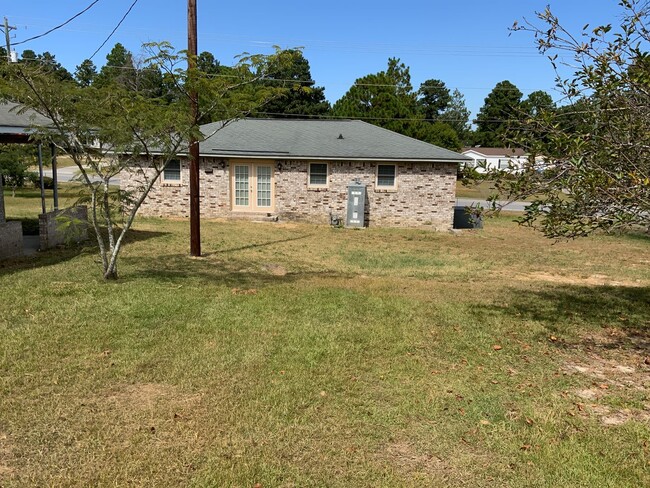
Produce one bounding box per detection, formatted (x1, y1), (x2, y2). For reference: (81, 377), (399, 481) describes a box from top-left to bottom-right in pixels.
(122, 157), (458, 230)
(122, 158), (229, 219)
(275, 160), (457, 229)
(0, 177), (5, 223)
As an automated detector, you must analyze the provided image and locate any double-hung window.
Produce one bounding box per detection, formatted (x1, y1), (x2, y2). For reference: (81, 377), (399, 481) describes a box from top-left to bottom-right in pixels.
(163, 159), (181, 182)
(376, 164), (397, 189)
(308, 163), (328, 188)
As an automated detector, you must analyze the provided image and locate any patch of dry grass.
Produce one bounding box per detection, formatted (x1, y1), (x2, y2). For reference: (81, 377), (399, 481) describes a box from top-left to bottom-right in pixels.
(455, 179), (503, 200)
(0, 213), (649, 486)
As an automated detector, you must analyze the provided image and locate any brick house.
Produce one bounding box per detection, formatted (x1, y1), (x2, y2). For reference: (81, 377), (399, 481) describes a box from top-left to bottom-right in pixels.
(122, 119), (471, 230)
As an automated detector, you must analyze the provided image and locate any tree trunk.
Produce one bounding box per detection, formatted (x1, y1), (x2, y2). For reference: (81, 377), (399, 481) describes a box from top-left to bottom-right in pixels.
(103, 268), (118, 280)
(103, 256), (118, 280)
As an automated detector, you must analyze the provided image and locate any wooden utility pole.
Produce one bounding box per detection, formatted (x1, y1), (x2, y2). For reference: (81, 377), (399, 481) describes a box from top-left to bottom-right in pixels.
(188, 0), (201, 256)
(3, 17), (16, 62)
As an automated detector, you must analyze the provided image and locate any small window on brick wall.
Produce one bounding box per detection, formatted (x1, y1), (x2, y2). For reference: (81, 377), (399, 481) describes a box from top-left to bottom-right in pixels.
(376, 164), (397, 189)
(163, 159), (181, 182)
(309, 163), (328, 188)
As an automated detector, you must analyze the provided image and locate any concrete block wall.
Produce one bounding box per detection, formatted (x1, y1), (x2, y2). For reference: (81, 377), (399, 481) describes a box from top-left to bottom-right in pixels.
(0, 221), (23, 259)
(0, 178), (5, 223)
(122, 158), (458, 230)
(39, 206), (89, 250)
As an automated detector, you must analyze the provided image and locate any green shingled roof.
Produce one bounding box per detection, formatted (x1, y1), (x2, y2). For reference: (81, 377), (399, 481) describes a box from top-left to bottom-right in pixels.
(200, 119), (471, 163)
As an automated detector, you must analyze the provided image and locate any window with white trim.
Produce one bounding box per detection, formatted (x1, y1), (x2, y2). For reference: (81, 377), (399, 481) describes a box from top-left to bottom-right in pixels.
(163, 159), (181, 182)
(498, 158), (510, 170)
(376, 164), (397, 189)
(308, 163), (328, 188)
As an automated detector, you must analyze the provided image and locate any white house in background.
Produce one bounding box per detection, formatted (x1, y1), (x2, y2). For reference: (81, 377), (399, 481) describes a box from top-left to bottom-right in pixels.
(461, 147), (528, 173)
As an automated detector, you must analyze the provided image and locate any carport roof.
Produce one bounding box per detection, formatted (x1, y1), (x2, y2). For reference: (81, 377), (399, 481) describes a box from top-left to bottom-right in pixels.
(0, 101), (52, 144)
(200, 118), (471, 163)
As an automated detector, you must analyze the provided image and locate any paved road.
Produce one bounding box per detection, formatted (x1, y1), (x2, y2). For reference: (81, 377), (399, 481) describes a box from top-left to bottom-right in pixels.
(43, 166), (121, 185)
(456, 198), (530, 212)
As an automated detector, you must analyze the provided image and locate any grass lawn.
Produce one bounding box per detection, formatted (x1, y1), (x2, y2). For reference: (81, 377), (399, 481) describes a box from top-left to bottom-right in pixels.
(456, 180), (540, 202)
(455, 179), (502, 200)
(28, 154), (79, 170)
(2, 182), (87, 234)
(1, 192), (649, 486)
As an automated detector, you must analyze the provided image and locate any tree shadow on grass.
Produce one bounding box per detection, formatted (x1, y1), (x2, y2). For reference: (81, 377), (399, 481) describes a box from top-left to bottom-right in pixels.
(122, 251), (351, 290)
(122, 231), (326, 288)
(119, 228), (171, 245)
(0, 228), (170, 278)
(472, 284), (650, 352)
(0, 245), (88, 278)
(202, 232), (314, 255)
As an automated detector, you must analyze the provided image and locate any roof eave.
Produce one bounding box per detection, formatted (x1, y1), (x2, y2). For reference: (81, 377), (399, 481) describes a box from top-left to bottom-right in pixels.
(204, 152), (469, 163)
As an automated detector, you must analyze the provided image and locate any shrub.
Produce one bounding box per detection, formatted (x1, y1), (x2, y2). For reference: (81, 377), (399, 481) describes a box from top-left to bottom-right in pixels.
(28, 173), (55, 189)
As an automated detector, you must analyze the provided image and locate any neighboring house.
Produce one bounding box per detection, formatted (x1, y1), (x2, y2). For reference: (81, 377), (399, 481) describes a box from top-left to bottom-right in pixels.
(0, 101), (52, 144)
(0, 102), (87, 254)
(122, 119), (471, 230)
(461, 147), (528, 173)
(0, 101), (53, 260)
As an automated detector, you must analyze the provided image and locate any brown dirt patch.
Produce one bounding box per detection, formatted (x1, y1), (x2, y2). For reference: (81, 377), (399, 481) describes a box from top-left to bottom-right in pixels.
(96, 383), (206, 420)
(103, 383), (180, 409)
(378, 440), (450, 481)
(510, 271), (646, 288)
(562, 329), (650, 426)
(87, 383), (207, 450)
(263, 263), (288, 276)
(0, 431), (15, 479)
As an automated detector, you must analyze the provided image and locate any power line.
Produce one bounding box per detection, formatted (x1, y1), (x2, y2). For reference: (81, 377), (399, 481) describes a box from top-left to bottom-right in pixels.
(6, 15), (545, 59)
(12, 0), (101, 46)
(89, 0), (140, 61)
(15, 55), (565, 103)
(15, 55), (560, 92)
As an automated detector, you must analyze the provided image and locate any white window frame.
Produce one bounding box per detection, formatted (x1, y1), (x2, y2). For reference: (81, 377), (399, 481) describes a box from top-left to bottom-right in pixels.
(308, 162), (329, 189)
(376, 164), (397, 190)
(163, 159), (182, 183)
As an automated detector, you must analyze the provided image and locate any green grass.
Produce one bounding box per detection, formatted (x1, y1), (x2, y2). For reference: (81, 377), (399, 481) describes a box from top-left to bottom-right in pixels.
(28, 155), (81, 170)
(1, 191), (649, 486)
(455, 179), (504, 200)
(2, 182), (87, 234)
(455, 179), (559, 203)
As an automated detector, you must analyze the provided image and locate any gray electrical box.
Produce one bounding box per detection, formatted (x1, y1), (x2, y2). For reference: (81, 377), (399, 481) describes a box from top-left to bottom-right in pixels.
(346, 181), (367, 228)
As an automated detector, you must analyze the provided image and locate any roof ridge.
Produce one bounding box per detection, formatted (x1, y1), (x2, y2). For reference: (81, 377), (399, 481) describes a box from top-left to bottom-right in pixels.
(354, 119), (467, 158)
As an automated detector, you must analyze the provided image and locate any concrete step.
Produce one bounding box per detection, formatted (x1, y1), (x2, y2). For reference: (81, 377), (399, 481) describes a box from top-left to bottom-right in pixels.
(229, 212), (279, 223)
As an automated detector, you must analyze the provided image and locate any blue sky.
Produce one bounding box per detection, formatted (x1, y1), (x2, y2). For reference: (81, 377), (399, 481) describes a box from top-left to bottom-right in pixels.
(5, 1), (623, 119)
